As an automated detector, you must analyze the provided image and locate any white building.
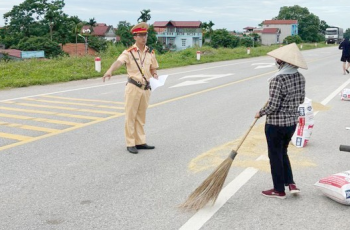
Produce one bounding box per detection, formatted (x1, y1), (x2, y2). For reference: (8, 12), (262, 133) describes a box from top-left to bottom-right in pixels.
(261, 20), (298, 45)
(153, 21), (202, 51)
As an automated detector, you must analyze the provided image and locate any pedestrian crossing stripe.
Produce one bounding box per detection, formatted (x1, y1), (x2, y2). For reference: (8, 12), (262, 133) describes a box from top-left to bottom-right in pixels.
(3, 102), (119, 115)
(0, 132), (31, 141)
(0, 121), (58, 133)
(42, 95), (125, 105)
(0, 95), (126, 150)
(0, 106), (101, 120)
(24, 98), (124, 110)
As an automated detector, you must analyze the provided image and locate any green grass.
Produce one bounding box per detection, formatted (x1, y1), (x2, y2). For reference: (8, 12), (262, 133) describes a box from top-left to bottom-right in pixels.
(0, 42), (333, 89)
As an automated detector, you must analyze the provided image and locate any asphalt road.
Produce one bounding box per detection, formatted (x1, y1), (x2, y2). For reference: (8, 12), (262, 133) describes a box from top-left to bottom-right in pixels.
(1, 46), (350, 230)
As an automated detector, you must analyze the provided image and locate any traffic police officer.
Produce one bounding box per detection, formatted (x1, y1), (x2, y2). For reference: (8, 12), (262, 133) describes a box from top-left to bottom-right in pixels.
(103, 22), (159, 154)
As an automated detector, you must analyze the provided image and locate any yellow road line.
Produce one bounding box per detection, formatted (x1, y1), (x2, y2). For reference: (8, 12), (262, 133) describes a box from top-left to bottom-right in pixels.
(24, 98), (124, 110)
(0, 132), (31, 141)
(0, 106), (102, 120)
(0, 113), (81, 126)
(0, 114), (124, 151)
(0, 70), (279, 152)
(0, 121), (58, 133)
(42, 95), (125, 105)
(2, 102), (120, 115)
(149, 70), (277, 108)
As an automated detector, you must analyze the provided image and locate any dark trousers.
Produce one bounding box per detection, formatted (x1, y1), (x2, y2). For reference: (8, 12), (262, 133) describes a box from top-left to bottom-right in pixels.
(265, 124), (297, 192)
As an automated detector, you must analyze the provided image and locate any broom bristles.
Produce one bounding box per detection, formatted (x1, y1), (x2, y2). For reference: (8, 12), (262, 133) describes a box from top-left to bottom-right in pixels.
(179, 157), (233, 211)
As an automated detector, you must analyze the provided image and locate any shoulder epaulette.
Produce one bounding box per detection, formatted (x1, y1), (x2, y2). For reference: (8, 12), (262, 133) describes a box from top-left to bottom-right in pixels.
(127, 46), (136, 52)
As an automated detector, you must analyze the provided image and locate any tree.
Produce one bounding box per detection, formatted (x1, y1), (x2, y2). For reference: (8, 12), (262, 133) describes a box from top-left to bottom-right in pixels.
(137, 9), (151, 23)
(44, 1), (66, 41)
(210, 29), (239, 48)
(300, 13), (321, 42)
(207, 21), (215, 38)
(275, 5), (325, 42)
(2, 0), (78, 47)
(319, 20), (329, 34)
(344, 28), (350, 39)
(15, 36), (64, 58)
(72, 20), (84, 54)
(201, 21), (215, 40)
(147, 25), (163, 53)
(116, 21), (134, 47)
(4, 0), (66, 38)
(87, 18), (96, 34)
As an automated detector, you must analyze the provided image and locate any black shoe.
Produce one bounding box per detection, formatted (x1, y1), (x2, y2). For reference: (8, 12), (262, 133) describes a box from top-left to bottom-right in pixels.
(127, 146), (138, 154)
(136, 144), (155, 149)
(346, 69), (349, 74)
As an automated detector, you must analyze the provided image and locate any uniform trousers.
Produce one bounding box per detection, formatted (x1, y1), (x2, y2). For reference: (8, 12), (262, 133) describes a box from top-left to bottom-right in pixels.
(124, 83), (150, 147)
(265, 124), (297, 192)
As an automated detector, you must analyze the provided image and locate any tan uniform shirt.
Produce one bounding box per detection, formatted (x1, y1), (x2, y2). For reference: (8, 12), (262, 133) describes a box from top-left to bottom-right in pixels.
(117, 44), (159, 84)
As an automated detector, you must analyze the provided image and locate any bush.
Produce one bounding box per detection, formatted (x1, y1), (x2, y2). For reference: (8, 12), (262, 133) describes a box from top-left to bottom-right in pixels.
(210, 29), (239, 48)
(0, 52), (11, 62)
(15, 36), (64, 58)
(239, 37), (254, 47)
(283, 35), (303, 44)
(87, 36), (108, 52)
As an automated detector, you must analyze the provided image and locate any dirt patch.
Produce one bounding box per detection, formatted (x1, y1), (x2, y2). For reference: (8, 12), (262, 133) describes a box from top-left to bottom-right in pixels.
(189, 123), (316, 173)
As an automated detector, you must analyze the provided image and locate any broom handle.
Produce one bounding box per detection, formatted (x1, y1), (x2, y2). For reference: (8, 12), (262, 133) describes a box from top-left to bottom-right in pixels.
(229, 102), (268, 159)
(233, 118), (259, 152)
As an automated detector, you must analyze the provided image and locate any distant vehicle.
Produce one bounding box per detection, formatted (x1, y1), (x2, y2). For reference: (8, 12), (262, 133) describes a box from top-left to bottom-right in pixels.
(325, 27), (344, 44)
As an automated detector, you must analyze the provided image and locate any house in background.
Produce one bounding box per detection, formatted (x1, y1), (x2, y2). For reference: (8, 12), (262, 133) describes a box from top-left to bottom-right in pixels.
(261, 20), (298, 45)
(261, 28), (281, 45)
(153, 21), (202, 51)
(243, 27), (256, 35)
(82, 23), (117, 42)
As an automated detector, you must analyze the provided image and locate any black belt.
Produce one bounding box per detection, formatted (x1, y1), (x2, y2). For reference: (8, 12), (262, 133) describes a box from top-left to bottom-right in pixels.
(127, 78), (151, 90)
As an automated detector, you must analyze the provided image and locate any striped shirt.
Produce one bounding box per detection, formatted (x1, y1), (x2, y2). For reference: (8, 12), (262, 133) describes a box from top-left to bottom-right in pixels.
(259, 72), (305, 126)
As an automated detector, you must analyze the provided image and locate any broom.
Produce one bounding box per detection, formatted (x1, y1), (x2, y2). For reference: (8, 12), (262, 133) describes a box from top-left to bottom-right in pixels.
(179, 117), (260, 211)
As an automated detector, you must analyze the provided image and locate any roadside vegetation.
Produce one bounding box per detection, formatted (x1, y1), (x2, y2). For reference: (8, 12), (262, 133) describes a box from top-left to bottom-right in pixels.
(0, 43), (332, 89)
(0, 1), (345, 89)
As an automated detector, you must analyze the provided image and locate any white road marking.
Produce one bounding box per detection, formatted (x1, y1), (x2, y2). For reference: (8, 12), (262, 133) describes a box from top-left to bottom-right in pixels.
(321, 78), (350, 105)
(251, 63), (275, 69)
(179, 76), (350, 230)
(170, 74), (233, 88)
(1, 59), (268, 102)
(0, 81), (127, 102)
(168, 59), (266, 76)
(179, 167), (258, 230)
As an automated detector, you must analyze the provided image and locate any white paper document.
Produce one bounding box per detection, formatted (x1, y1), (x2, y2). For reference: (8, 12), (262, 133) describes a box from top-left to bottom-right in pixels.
(150, 75), (168, 91)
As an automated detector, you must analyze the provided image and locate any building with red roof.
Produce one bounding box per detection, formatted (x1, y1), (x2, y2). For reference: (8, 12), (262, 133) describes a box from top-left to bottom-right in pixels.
(243, 26), (256, 35)
(153, 21), (202, 51)
(261, 28), (281, 45)
(261, 20), (298, 45)
(82, 23), (117, 42)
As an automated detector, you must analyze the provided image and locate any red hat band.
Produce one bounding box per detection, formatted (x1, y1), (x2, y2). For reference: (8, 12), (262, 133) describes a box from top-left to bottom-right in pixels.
(132, 27), (147, 34)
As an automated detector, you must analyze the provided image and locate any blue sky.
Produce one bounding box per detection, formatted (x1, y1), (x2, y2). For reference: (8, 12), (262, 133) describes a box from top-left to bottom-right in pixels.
(0, 0), (349, 31)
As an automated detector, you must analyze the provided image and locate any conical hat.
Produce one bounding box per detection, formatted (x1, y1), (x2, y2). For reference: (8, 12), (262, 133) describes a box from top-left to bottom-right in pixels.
(267, 43), (308, 69)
